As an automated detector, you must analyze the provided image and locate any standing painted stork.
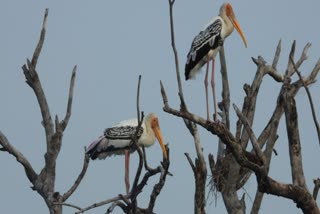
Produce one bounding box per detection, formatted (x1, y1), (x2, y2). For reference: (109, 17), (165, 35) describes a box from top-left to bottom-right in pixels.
(86, 113), (168, 194)
(185, 2), (247, 121)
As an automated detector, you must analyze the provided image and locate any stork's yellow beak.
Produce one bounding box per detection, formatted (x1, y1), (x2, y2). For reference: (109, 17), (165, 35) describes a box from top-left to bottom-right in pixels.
(230, 17), (247, 48)
(152, 121), (168, 160)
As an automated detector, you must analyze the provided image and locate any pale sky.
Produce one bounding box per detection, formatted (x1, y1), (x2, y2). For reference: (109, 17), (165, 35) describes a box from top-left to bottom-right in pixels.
(1, 0), (320, 213)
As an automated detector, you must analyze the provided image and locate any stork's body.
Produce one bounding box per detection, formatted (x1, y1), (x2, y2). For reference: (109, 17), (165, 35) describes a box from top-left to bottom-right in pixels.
(86, 113), (167, 193)
(185, 3), (247, 121)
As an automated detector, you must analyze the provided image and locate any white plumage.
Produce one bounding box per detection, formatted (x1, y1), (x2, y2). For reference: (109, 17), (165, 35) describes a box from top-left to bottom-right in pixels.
(86, 112), (167, 160)
(185, 2), (247, 121)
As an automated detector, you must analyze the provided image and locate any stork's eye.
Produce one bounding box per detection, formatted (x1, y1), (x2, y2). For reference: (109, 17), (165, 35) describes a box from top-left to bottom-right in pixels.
(151, 118), (158, 128)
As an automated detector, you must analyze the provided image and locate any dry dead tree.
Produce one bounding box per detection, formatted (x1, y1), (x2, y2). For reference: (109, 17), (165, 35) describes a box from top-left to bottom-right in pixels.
(0, 9), (90, 214)
(163, 1), (320, 214)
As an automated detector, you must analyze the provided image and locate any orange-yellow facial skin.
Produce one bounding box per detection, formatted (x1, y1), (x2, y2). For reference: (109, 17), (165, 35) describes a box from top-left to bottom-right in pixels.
(152, 118), (168, 160)
(225, 3), (248, 48)
(226, 3), (234, 17)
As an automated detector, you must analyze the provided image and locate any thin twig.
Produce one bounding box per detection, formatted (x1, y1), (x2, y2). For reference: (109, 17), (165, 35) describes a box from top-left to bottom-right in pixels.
(313, 178), (320, 200)
(272, 39), (281, 69)
(106, 201), (127, 214)
(61, 66), (77, 130)
(168, 0), (183, 99)
(290, 56), (320, 146)
(130, 75), (144, 205)
(233, 104), (266, 166)
(75, 195), (130, 214)
(31, 8), (48, 68)
(296, 43), (312, 69)
(137, 75), (142, 122)
(286, 41), (296, 77)
(62, 148), (90, 201)
(147, 147), (170, 213)
(219, 46), (230, 129)
(185, 153), (196, 172)
(54, 202), (82, 211)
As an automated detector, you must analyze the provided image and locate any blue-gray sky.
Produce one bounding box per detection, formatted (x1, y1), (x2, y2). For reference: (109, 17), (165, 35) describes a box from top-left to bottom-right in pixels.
(1, 0), (320, 213)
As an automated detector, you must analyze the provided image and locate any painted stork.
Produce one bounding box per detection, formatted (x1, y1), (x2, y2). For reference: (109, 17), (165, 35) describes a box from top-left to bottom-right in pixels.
(86, 113), (168, 193)
(185, 2), (247, 121)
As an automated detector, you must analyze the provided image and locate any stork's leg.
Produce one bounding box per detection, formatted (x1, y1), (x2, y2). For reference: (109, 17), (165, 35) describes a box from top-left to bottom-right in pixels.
(124, 150), (130, 194)
(211, 59), (218, 122)
(204, 62), (210, 121)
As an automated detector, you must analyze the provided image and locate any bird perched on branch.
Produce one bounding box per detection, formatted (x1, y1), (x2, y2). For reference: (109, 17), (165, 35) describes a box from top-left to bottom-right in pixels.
(86, 112), (168, 193)
(185, 2), (247, 121)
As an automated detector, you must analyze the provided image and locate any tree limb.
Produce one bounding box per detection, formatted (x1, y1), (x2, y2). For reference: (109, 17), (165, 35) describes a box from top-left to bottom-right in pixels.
(272, 39), (281, 69)
(146, 147), (170, 213)
(62, 148), (90, 202)
(75, 195), (129, 214)
(290, 56), (320, 146)
(233, 104), (266, 166)
(31, 8), (48, 68)
(313, 178), (320, 200)
(21, 9), (54, 143)
(0, 131), (38, 184)
(283, 84), (307, 188)
(60, 66), (77, 131)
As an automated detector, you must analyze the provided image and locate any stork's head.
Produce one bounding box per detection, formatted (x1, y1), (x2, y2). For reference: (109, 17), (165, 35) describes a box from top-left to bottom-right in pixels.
(147, 113), (168, 160)
(221, 3), (247, 48)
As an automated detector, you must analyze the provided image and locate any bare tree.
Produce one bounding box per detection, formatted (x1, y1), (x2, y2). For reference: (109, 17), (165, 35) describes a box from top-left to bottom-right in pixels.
(0, 9), (90, 214)
(0, 9), (170, 214)
(163, 1), (320, 214)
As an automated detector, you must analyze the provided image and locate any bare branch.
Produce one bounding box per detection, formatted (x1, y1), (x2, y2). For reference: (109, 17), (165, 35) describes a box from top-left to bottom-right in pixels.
(62, 148), (90, 202)
(60, 66), (77, 131)
(54, 202), (82, 211)
(130, 75), (144, 204)
(31, 8), (48, 68)
(185, 153), (196, 172)
(136, 75), (142, 122)
(147, 147), (170, 213)
(286, 40), (296, 77)
(313, 178), (320, 200)
(251, 191), (264, 214)
(0, 131), (38, 184)
(239, 55), (270, 149)
(258, 176), (319, 213)
(296, 42), (312, 69)
(219, 46), (230, 129)
(106, 201), (127, 214)
(233, 104), (266, 166)
(75, 195), (129, 214)
(22, 60), (54, 142)
(272, 39), (281, 69)
(264, 65), (284, 82)
(161, 101), (262, 172)
(290, 56), (320, 145)
(168, 0), (183, 99)
(283, 86), (306, 188)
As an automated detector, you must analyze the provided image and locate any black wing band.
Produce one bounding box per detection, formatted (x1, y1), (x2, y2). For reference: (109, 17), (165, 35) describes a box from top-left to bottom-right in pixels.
(104, 126), (144, 140)
(185, 19), (223, 75)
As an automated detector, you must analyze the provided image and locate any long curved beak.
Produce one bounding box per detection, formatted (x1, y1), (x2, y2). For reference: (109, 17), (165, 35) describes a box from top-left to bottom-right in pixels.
(230, 16), (247, 48)
(153, 123), (168, 160)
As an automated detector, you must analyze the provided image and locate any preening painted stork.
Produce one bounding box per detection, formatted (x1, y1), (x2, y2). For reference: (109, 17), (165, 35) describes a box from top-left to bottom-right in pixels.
(185, 2), (247, 121)
(86, 113), (168, 193)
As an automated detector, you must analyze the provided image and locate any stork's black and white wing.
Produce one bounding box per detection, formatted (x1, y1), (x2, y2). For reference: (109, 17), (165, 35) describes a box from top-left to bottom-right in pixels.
(104, 126), (144, 140)
(86, 119), (144, 159)
(185, 18), (223, 80)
